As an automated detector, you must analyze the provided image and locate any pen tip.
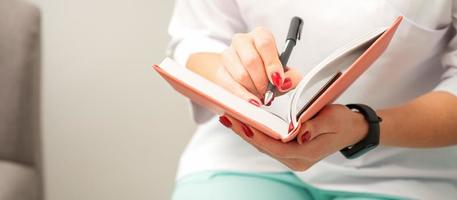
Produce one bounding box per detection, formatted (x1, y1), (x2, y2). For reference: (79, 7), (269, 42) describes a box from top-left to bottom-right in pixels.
(263, 91), (274, 106)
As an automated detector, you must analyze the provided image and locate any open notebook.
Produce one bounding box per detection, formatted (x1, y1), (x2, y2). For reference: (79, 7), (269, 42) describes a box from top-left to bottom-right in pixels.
(153, 16), (402, 142)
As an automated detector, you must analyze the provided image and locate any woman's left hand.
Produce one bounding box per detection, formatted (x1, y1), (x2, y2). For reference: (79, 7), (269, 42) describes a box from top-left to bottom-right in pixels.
(219, 104), (369, 171)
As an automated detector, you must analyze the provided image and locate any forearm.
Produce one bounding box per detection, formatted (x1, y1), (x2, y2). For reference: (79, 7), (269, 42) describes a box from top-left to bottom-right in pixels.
(188, 54), (457, 148)
(378, 91), (457, 147)
(186, 53), (223, 83)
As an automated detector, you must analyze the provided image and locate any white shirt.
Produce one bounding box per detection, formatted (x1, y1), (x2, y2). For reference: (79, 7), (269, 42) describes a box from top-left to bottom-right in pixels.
(167, 0), (457, 199)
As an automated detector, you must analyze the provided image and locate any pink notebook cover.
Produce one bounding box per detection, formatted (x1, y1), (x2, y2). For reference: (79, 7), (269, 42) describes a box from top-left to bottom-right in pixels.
(153, 16), (402, 142)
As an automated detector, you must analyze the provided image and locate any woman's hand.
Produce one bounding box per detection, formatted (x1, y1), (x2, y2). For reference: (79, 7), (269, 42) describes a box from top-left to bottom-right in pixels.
(187, 27), (302, 105)
(218, 104), (369, 171)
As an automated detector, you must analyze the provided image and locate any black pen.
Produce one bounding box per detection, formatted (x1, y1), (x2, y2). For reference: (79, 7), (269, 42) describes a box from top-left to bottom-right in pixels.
(263, 16), (303, 106)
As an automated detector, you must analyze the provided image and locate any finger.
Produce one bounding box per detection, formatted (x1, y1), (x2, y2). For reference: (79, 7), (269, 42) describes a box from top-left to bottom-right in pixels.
(250, 27), (284, 88)
(224, 115), (261, 149)
(296, 109), (337, 145)
(221, 46), (259, 96)
(225, 115), (300, 159)
(232, 33), (269, 95)
(278, 68), (303, 93)
(297, 133), (342, 162)
(223, 115), (314, 171)
(214, 65), (262, 105)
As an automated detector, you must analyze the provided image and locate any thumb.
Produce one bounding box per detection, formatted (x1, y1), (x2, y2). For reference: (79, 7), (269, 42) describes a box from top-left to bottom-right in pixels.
(296, 112), (336, 145)
(278, 67), (303, 93)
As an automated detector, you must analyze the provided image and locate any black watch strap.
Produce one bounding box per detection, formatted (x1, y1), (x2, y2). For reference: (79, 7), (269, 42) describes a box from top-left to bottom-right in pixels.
(340, 104), (381, 159)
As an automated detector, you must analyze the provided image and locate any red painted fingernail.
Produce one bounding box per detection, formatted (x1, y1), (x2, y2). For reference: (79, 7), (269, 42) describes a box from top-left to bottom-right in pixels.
(288, 123), (294, 133)
(301, 131), (310, 143)
(248, 99), (261, 107)
(241, 123), (254, 138)
(219, 115), (232, 128)
(271, 72), (282, 87)
(281, 78), (292, 90)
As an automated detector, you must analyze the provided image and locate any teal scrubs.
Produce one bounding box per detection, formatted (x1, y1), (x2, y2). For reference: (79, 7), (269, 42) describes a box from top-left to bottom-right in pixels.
(172, 171), (408, 200)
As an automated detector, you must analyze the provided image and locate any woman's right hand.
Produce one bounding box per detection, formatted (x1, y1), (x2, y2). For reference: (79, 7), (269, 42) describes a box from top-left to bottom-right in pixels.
(187, 27), (302, 106)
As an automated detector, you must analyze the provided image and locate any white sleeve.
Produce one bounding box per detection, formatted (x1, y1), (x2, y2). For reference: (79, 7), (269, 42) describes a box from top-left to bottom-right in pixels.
(167, 0), (246, 65)
(166, 0), (246, 123)
(436, 2), (457, 96)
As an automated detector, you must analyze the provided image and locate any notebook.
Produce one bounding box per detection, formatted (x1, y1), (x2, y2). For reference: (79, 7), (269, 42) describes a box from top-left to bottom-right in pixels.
(153, 16), (402, 142)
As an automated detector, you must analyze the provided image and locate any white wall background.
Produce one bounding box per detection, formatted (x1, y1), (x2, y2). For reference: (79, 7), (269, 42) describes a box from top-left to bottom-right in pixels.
(30, 0), (195, 199)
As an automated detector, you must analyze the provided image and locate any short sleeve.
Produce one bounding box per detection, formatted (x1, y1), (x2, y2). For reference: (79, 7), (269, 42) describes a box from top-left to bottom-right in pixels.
(435, 1), (457, 96)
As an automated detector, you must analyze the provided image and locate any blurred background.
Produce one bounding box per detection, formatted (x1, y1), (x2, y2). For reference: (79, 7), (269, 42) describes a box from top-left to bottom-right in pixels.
(9, 0), (194, 199)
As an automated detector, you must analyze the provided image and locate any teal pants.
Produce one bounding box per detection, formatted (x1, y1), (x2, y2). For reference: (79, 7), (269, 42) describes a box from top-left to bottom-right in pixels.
(172, 171), (407, 200)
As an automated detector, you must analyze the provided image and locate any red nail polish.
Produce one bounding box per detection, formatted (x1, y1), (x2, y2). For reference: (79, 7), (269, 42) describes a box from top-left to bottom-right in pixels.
(288, 123), (294, 133)
(301, 131), (310, 143)
(241, 123), (254, 138)
(219, 116), (232, 128)
(248, 99), (261, 107)
(281, 78), (292, 91)
(271, 72), (282, 87)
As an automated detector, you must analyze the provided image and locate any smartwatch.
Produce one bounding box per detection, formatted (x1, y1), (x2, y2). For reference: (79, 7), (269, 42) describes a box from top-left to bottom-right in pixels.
(340, 104), (382, 159)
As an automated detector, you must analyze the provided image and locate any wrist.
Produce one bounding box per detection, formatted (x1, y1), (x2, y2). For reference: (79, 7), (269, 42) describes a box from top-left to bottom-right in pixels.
(341, 104), (381, 159)
(349, 109), (369, 146)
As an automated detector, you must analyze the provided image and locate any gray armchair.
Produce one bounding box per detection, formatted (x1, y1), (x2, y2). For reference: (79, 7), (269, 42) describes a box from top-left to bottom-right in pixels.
(0, 0), (43, 199)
